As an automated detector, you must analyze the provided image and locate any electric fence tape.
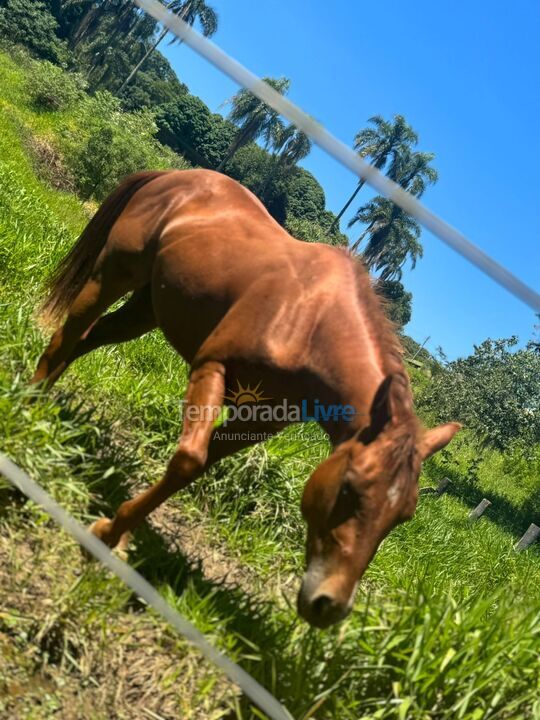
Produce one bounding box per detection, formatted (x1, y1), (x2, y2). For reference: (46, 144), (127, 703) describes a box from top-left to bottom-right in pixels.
(0, 454), (294, 720)
(132, 0), (539, 313)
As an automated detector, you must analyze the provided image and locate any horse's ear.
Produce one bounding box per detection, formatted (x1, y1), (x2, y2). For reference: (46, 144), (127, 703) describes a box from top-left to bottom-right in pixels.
(368, 375), (394, 434)
(419, 422), (461, 459)
(359, 374), (411, 441)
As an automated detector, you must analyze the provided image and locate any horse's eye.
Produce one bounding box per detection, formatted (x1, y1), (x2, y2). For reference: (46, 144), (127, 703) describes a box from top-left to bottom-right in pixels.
(328, 482), (361, 527)
(339, 481), (360, 506)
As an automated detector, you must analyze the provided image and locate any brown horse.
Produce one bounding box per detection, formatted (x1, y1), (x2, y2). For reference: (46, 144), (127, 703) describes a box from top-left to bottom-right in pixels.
(32, 169), (459, 629)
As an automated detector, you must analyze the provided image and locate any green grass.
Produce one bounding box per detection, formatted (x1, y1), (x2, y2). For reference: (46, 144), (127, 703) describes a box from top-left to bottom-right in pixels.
(1, 48), (539, 720)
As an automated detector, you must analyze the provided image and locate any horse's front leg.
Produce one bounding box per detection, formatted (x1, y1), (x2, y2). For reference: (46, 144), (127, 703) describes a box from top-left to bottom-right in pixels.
(90, 361), (225, 549)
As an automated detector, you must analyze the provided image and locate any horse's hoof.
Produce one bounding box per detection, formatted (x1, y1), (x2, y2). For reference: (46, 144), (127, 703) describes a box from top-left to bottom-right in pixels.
(83, 519), (131, 562)
(114, 530), (132, 563)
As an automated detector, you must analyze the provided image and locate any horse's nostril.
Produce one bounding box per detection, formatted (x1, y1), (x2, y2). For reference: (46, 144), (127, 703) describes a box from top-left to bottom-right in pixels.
(297, 578), (351, 628)
(311, 594), (335, 618)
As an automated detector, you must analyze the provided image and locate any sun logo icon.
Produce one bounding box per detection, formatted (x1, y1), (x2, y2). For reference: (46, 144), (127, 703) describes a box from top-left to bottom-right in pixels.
(225, 380), (272, 406)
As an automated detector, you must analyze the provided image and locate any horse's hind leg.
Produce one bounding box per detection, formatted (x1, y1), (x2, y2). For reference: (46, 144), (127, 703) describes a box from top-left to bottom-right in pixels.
(46, 285), (157, 384)
(31, 266), (133, 387)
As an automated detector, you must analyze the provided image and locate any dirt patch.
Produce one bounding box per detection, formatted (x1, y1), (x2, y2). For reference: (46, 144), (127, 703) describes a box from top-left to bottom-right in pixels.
(149, 503), (299, 603)
(150, 505), (257, 594)
(0, 517), (235, 719)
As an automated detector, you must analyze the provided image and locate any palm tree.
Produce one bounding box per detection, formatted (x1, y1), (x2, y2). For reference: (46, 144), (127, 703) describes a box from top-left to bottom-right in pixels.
(348, 147), (437, 279)
(387, 148), (438, 197)
(216, 77), (291, 171)
(69, 0), (105, 48)
(330, 115), (418, 232)
(276, 125), (312, 167)
(119, 0), (218, 92)
(350, 197), (422, 280)
(77, 1), (154, 81)
(258, 124), (312, 201)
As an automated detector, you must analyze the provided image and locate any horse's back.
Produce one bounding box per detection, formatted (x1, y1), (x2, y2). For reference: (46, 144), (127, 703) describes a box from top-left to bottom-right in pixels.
(110, 169), (355, 367)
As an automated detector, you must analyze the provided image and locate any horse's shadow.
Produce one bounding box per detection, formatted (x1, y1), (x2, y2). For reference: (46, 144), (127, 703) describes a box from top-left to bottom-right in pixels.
(45, 392), (335, 719)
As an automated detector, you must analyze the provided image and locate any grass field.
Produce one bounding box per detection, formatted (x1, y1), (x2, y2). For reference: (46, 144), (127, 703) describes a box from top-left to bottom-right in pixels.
(1, 50), (539, 719)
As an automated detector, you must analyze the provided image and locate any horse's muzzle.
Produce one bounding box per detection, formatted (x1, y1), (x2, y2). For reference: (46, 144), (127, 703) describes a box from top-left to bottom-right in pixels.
(297, 566), (353, 628)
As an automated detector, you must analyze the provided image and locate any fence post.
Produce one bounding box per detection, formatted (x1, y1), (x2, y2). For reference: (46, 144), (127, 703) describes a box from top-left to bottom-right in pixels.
(468, 498), (492, 521)
(435, 477), (451, 497)
(514, 523), (540, 551)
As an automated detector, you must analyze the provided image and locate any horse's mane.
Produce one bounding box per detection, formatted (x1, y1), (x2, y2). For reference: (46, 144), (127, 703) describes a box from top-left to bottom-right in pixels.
(342, 249), (405, 376)
(341, 249), (419, 449)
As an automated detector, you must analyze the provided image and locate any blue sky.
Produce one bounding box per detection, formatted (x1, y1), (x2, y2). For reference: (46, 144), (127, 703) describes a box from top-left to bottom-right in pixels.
(161, 0), (539, 359)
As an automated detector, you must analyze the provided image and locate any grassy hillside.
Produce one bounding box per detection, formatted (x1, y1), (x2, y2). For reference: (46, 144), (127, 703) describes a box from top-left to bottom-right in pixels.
(1, 50), (539, 720)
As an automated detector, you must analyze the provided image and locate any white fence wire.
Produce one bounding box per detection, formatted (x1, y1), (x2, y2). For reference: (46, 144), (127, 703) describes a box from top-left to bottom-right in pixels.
(133, 0), (540, 313)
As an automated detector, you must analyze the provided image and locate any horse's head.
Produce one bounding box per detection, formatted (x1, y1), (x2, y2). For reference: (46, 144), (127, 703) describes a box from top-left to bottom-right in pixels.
(298, 374), (460, 628)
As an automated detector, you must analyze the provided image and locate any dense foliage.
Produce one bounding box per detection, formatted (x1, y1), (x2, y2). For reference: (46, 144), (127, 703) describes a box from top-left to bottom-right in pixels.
(377, 279), (413, 326)
(156, 95), (236, 168)
(66, 93), (186, 199)
(0, 0), (356, 260)
(0, 0), (447, 328)
(419, 337), (540, 449)
(26, 59), (87, 111)
(18, 55), (188, 200)
(0, 0), (69, 63)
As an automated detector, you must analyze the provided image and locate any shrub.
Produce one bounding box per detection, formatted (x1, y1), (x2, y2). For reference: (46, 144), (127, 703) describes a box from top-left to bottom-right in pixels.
(64, 91), (189, 200)
(26, 134), (76, 192)
(26, 60), (86, 111)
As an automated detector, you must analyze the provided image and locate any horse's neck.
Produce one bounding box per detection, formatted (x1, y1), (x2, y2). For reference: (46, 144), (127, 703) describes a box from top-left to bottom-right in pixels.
(313, 305), (407, 445)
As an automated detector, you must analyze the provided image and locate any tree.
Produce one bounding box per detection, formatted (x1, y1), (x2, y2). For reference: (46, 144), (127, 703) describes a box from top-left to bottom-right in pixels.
(527, 315), (540, 355)
(283, 167), (325, 222)
(286, 217), (347, 248)
(156, 95), (236, 167)
(330, 114), (418, 232)
(376, 279), (412, 328)
(348, 148), (437, 279)
(118, 50), (188, 110)
(217, 77), (290, 171)
(68, 0), (106, 48)
(61, 0), (133, 49)
(400, 334), (438, 370)
(65, 91), (186, 200)
(119, 0), (218, 92)
(387, 148), (438, 198)
(72, 9), (183, 105)
(225, 147), (326, 226)
(225, 143), (273, 191)
(349, 197), (422, 280)
(418, 337), (540, 449)
(273, 125), (312, 168)
(0, 0), (70, 63)
(26, 59), (87, 111)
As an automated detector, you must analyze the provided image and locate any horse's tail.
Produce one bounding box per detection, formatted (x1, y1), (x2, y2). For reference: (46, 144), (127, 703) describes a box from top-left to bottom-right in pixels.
(42, 171), (167, 323)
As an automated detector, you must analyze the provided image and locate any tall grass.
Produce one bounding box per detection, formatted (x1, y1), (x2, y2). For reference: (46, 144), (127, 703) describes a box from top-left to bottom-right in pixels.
(1, 48), (539, 719)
